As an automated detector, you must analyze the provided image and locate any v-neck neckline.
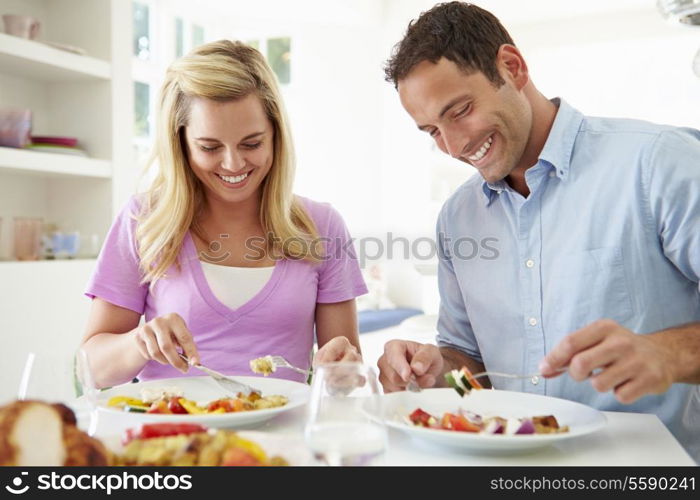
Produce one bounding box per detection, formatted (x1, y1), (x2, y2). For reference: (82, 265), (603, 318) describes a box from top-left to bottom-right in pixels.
(185, 231), (287, 322)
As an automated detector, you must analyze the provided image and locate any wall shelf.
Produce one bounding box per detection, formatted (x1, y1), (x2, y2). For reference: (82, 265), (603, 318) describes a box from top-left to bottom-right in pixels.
(0, 147), (111, 179)
(0, 32), (111, 82)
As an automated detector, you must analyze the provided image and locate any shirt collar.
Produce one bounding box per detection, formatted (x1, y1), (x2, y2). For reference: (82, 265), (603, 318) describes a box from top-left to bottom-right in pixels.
(481, 98), (585, 205)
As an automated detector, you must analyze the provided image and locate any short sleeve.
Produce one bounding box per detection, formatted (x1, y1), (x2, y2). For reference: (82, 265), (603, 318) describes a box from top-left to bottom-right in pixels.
(644, 128), (700, 291)
(84, 196), (148, 314)
(435, 209), (482, 362)
(315, 204), (368, 304)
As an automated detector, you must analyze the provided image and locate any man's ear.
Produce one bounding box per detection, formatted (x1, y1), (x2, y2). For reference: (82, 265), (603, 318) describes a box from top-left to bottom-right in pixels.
(497, 44), (529, 90)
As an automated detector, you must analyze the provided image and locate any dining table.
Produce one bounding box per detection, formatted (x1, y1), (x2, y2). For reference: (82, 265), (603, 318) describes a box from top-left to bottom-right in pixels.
(71, 399), (695, 467)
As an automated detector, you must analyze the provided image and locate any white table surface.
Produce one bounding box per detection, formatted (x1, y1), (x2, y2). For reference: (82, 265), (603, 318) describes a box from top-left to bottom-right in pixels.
(75, 401), (695, 466)
(71, 323), (695, 467)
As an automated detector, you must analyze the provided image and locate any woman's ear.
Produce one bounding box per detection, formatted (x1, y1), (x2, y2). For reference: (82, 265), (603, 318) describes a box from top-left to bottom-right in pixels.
(497, 44), (529, 91)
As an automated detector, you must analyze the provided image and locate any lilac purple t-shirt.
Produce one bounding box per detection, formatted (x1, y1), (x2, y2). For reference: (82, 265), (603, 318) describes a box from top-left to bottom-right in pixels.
(85, 195), (367, 383)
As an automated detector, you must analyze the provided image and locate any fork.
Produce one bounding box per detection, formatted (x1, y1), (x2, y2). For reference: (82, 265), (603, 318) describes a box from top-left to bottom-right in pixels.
(408, 367), (568, 393)
(469, 366), (568, 381)
(268, 355), (310, 376)
(406, 374), (422, 393)
(178, 353), (260, 396)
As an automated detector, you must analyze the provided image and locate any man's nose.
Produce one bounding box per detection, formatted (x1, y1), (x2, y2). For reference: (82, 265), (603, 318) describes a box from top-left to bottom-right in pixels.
(442, 129), (465, 159)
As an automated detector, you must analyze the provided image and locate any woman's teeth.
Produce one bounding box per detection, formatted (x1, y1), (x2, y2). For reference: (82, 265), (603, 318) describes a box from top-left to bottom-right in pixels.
(218, 172), (249, 184)
(468, 136), (493, 162)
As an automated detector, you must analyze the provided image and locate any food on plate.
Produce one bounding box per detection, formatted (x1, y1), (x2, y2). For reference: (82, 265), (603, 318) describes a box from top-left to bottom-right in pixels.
(407, 407), (569, 435)
(115, 423), (288, 466)
(249, 356), (276, 376)
(0, 400), (111, 465)
(106, 386), (287, 415)
(445, 366), (484, 396)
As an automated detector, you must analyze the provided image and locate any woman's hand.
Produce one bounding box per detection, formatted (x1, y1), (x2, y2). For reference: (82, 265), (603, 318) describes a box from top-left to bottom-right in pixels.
(133, 313), (200, 373)
(313, 336), (362, 367)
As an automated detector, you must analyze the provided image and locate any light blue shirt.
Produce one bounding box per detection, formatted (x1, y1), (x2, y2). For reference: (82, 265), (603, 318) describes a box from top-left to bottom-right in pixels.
(436, 98), (700, 462)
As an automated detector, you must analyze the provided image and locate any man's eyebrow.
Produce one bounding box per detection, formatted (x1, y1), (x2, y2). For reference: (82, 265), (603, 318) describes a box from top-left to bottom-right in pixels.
(417, 95), (471, 131)
(438, 95), (470, 119)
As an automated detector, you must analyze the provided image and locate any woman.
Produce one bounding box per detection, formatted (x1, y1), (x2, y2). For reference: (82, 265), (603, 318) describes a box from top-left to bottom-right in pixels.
(81, 40), (367, 388)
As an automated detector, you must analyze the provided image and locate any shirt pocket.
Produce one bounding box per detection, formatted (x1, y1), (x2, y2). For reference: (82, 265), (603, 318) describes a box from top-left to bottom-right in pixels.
(546, 246), (634, 334)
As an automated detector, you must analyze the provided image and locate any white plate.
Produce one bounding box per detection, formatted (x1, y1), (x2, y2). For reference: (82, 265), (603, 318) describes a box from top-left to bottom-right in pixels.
(383, 388), (606, 452)
(102, 430), (316, 466)
(94, 376), (309, 428)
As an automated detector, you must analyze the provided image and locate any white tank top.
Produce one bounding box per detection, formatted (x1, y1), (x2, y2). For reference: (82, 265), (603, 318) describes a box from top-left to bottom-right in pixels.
(200, 261), (274, 309)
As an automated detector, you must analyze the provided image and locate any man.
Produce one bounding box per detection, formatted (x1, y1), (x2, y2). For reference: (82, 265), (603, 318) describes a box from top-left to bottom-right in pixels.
(377, 2), (700, 461)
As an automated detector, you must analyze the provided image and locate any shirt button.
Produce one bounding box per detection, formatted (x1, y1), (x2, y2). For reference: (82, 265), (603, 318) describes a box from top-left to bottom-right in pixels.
(531, 375), (540, 385)
(525, 259), (534, 268)
(528, 317), (538, 326)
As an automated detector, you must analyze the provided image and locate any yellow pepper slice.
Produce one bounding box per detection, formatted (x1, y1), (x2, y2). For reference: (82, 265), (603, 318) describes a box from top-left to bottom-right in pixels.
(107, 396), (147, 408)
(229, 435), (267, 462)
(178, 398), (205, 414)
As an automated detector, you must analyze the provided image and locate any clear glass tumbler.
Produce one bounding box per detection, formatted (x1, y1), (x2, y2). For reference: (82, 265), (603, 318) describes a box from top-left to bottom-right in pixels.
(13, 217), (43, 260)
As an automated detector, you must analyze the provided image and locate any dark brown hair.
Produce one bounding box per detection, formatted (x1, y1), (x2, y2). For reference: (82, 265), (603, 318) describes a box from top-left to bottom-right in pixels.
(384, 2), (514, 88)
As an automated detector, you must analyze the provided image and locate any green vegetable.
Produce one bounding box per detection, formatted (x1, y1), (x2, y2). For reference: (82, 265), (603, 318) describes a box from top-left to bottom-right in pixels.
(444, 372), (465, 397)
(459, 371), (474, 391)
(124, 404), (148, 413)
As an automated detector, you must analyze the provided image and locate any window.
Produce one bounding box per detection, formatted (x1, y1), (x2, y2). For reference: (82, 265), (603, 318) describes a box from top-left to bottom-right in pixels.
(134, 82), (150, 138)
(175, 17), (184, 58)
(175, 18), (206, 59)
(267, 37), (291, 85)
(192, 24), (204, 50)
(243, 37), (292, 85)
(133, 2), (151, 60)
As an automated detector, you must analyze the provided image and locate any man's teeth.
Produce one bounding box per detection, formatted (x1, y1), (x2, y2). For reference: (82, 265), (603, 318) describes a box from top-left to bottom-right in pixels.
(218, 172), (249, 184)
(467, 136), (493, 162)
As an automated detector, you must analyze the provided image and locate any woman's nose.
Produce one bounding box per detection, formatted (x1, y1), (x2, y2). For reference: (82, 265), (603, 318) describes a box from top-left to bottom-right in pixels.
(221, 150), (246, 172)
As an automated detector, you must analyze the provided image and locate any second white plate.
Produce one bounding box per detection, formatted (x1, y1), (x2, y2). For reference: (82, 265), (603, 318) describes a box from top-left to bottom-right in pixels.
(383, 388), (606, 452)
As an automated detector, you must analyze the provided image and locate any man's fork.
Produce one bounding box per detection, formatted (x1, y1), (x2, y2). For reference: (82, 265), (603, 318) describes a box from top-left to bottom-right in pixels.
(409, 367), (568, 393)
(469, 366), (568, 381)
(178, 353), (260, 396)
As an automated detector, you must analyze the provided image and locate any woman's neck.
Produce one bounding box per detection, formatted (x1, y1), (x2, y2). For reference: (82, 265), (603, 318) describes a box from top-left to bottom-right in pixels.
(199, 191), (263, 234)
(202, 193), (261, 227)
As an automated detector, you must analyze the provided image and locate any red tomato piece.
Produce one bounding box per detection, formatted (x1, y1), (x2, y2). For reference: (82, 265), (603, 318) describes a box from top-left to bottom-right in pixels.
(409, 408), (434, 427)
(441, 413), (480, 432)
(138, 423), (208, 440)
(167, 397), (188, 414)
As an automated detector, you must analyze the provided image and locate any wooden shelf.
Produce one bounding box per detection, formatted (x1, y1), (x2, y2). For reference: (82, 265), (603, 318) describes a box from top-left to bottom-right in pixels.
(0, 258), (97, 266)
(0, 147), (111, 179)
(0, 33), (110, 82)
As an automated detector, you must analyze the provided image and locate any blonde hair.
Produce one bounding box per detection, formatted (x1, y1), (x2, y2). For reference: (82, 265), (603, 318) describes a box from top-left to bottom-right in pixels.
(136, 40), (320, 284)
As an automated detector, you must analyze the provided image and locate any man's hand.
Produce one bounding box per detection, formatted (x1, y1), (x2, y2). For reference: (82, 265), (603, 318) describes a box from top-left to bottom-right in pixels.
(539, 319), (676, 404)
(377, 340), (443, 392)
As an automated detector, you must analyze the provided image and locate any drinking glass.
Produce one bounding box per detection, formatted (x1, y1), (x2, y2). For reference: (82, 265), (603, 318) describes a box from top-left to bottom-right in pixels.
(304, 362), (387, 466)
(75, 348), (100, 436)
(13, 217), (43, 260)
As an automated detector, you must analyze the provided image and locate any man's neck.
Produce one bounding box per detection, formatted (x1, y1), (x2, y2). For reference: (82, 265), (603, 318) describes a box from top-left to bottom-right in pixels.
(506, 92), (558, 198)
